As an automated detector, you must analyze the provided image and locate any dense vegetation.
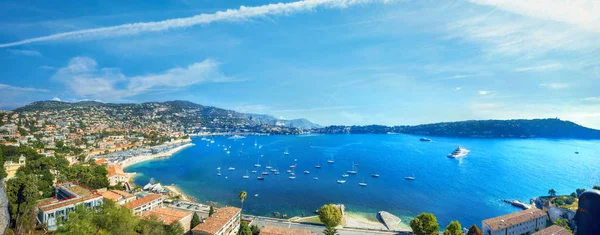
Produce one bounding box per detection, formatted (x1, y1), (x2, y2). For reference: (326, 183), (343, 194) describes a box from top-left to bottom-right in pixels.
(314, 118), (600, 139)
(55, 200), (184, 235)
(2, 145), (109, 234)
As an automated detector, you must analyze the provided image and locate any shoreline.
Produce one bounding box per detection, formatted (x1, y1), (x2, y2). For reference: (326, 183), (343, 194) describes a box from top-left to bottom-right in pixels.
(120, 142), (194, 169)
(164, 184), (195, 202)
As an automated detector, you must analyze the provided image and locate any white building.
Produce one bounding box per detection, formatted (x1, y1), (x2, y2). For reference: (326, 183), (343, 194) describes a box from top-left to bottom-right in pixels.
(37, 182), (104, 231)
(482, 208), (547, 235)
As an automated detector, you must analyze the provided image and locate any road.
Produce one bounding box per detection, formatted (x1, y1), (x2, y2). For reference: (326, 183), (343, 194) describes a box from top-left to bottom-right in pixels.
(245, 215), (405, 235)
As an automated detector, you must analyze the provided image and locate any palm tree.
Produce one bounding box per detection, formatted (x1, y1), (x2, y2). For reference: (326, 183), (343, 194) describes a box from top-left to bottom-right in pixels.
(548, 189), (557, 197)
(239, 190), (247, 211)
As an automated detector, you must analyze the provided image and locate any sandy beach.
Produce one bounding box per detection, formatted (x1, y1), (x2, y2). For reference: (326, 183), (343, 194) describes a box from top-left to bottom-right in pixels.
(164, 185), (194, 202)
(119, 142), (194, 168)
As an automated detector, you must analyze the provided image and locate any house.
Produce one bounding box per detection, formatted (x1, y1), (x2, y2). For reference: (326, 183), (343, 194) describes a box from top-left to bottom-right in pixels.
(100, 190), (136, 205)
(192, 207), (241, 235)
(259, 226), (316, 235)
(37, 182), (103, 231)
(3, 155), (26, 179)
(482, 208), (547, 235)
(531, 225), (572, 235)
(106, 164), (129, 186)
(123, 193), (163, 216)
(141, 207), (194, 234)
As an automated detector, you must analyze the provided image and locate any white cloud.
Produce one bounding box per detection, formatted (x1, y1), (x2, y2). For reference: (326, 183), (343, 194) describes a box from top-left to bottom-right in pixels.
(539, 83), (568, 89)
(582, 97), (600, 102)
(448, 2), (600, 58)
(0, 0), (388, 48)
(469, 0), (600, 33)
(52, 57), (233, 100)
(515, 63), (562, 72)
(0, 83), (49, 92)
(455, 87), (462, 91)
(6, 49), (42, 56)
(478, 90), (494, 95)
(51, 97), (62, 101)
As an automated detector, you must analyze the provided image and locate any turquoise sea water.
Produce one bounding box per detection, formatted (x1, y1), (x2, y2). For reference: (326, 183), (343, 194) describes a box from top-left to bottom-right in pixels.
(126, 134), (600, 228)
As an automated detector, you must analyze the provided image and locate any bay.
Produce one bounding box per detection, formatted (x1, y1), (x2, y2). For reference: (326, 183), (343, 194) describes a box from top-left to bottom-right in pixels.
(126, 134), (600, 228)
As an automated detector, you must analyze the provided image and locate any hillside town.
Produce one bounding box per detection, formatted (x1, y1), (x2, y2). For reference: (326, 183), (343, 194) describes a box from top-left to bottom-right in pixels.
(0, 101), (595, 235)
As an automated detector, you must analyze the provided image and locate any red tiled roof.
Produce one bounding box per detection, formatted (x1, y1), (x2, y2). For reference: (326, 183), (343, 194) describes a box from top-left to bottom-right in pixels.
(141, 207), (192, 226)
(123, 194), (162, 209)
(192, 207), (240, 234)
(260, 226), (316, 235)
(532, 225), (573, 235)
(101, 191), (122, 201)
(483, 208), (546, 231)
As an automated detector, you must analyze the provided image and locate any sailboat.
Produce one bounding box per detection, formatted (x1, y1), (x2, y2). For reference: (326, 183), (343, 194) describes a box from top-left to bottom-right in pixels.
(341, 174), (349, 178)
(251, 170), (257, 173)
(337, 179), (346, 184)
(404, 172), (415, 180)
(228, 167), (235, 171)
(217, 168), (221, 176)
(262, 168), (270, 175)
(327, 155), (335, 163)
(257, 176), (265, 180)
(243, 170), (249, 179)
(359, 177), (367, 187)
(254, 140), (258, 147)
(371, 173), (380, 178)
(304, 170), (310, 174)
(283, 148), (290, 155)
(575, 147), (580, 154)
(254, 158), (261, 167)
(274, 168), (280, 175)
(347, 163), (358, 174)
(315, 159), (322, 169)
(266, 160), (272, 169)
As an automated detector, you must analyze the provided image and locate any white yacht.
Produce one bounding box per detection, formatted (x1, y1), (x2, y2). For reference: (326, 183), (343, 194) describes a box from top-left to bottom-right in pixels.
(313, 177), (319, 180)
(337, 179), (346, 184)
(327, 155), (335, 163)
(266, 160), (272, 169)
(228, 167), (235, 171)
(304, 170), (310, 174)
(315, 160), (322, 168)
(405, 172), (415, 180)
(251, 170), (257, 173)
(286, 169), (292, 173)
(243, 170), (249, 179)
(371, 174), (380, 178)
(447, 146), (470, 158)
(217, 169), (221, 176)
(341, 174), (349, 178)
(283, 150), (290, 155)
(289, 175), (296, 179)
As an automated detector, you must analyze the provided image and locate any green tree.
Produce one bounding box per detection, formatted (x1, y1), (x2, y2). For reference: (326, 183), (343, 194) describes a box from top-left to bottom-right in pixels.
(137, 216), (166, 235)
(6, 172), (39, 234)
(576, 188), (586, 197)
(467, 224), (483, 235)
(410, 212), (440, 235)
(239, 190), (247, 211)
(443, 220), (463, 235)
(92, 200), (138, 235)
(191, 212), (201, 230)
(56, 140), (64, 148)
(318, 204), (342, 228)
(323, 226), (339, 235)
(553, 218), (572, 232)
(239, 221), (252, 235)
(209, 206), (214, 217)
(250, 224), (260, 235)
(593, 186), (600, 190)
(54, 206), (102, 235)
(165, 222), (184, 235)
(548, 189), (557, 197)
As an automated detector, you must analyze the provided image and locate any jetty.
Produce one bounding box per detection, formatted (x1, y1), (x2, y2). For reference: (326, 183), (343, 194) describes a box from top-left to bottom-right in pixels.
(378, 211), (401, 231)
(502, 199), (532, 210)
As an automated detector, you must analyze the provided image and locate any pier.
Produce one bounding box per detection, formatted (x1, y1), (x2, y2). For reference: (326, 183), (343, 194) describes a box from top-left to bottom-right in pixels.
(502, 199), (532, 210)
(378, 211), (402, 231)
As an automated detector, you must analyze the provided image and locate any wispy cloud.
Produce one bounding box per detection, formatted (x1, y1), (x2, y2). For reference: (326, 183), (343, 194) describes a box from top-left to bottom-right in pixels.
(515, 63), (562, 72)
(52, 57), (235, 100)
(539, 83), (568, 89)
(478, 90), (494, 95)
(51, 97), (62, 101)
(455, 87), (462, 91)
(582, 97), (600, 102)
(6, 49), (42, 56)
(470, 0), (600, 33)
(0, 83), (49, 92)
(0, 0), (388, 48)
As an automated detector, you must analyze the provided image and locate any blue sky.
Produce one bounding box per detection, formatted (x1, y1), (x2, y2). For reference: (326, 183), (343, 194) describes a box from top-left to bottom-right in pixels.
(1, 0), (599, 128)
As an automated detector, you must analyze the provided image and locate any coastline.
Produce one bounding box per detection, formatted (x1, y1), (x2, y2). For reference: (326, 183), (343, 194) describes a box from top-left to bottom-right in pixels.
(164, 185), (195, 202)
(120, 142), (194, 168)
